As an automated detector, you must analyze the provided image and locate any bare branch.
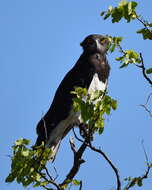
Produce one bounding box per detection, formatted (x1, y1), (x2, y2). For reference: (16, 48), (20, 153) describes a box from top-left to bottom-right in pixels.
(60, 136), (87, 187)
(136, 15), (152, 35)
(52, 166), (59, 180)
(36, 168), (61, 190)
(125, 142), (151, 190)
(139, 53), (152, 85)
(79, 180), (82, 190)
(140, 93), (152, 117)
(40, 184), (54, 190)
(141, 140), (149, 163)
(140, 104), (152, 117)
(75, 126), (121, 190)
(88, 142), (121, 190)
(44, 166), (54, 181)
(72, 128), (84, 143)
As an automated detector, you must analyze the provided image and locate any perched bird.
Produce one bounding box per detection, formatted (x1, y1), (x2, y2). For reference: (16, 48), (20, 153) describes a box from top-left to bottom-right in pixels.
(35, 34), (110, 161)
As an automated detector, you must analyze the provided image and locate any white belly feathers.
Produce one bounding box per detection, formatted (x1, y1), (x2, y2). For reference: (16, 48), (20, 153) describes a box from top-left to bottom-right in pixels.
(88, 73), (107, 93)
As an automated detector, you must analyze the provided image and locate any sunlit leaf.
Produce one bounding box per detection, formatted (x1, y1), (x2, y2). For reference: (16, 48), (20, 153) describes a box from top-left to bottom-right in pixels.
(146, 68), (152, 74)
(120, 63), (128, 68)
(73, 179), (80, 185)
(137, 28), (152, 40)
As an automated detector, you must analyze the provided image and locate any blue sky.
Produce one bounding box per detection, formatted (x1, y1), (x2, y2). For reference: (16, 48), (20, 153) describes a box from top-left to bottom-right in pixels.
(1, 0), (152, 190)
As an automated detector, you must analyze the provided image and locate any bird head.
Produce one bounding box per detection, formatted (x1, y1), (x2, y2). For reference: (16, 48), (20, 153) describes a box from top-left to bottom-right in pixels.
(80, 34), (109, 54)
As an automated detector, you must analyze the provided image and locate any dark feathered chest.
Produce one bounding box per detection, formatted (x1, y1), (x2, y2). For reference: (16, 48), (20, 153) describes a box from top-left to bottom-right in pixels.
(75, 52), (110, 88)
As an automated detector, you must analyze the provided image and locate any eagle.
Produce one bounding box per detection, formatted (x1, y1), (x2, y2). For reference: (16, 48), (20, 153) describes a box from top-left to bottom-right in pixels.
(35, 34), (110, 161)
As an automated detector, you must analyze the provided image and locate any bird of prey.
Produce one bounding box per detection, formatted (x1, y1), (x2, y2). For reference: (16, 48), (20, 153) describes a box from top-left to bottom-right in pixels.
(35, 34), (110, 161)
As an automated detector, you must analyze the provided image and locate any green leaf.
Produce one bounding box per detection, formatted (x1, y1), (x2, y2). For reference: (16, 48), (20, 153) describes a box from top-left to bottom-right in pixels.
(147, 22), (152, 27)
(105, 105), (111, 115)
(125, 50), (139, 59)
(119, 0), (127, 7)
(73, 179), (80, 185)
(137, 28), (152, 40)
(111, 100), (117, 110)
(104, 12), (111, 20)
(146, 68), (152, 74)
(5, 173), (16, 183)
(120, 63), (128, 68)
(40, 181), (49, 186)
(128, 2), (132, 15)
(22, 150), (30, 157)
(137, 178), (143, 187)
(100, 11), (105, 16)
(108, 5), (113, 12)
(131, 1), (138, 9)
(35, 173), (41, 182)
(111, 8), (123, 23)
(110, 43), (116, 52)
(101, 0), (138, 23)
(115, 56), (124, 61)
(15, 138), (30, 146)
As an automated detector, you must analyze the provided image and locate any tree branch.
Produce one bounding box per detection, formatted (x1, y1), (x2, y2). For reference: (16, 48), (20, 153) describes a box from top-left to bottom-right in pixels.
(136, 15), (152, 35)
(139, 53), (152, 85)
(124, 141), (151, 190)
(60, 136), (87, 187)
(73, 126), (121, 190)
(140, 93), (152, 117)
(79, 180), (82, 190)
(36, 168), (61, 190)
(117, 44), (152, 86)
(88, 142), (121, 190)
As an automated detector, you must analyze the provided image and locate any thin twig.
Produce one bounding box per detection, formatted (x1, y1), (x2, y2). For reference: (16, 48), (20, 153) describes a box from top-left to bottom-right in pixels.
(44, 166), (54, 181)
(32, 151), (60, 190)
(125, 142), (151, 190)
(141, 140), (149, 163)
(40, 184), (54, 190)
(140, 104), (152, 117)
(36, 169), (61, 190)
(139, 53), (152, 85)
(72, 128), (84, 143)
(88, 142), (121, 190)
(117, 44), (126, 55)
(136, 16), (152, 35)
(53, 166), (59, 180)
(74, 126), (121, 190)
(140, 93), (152, 117)
(79, 180), (82, 190)
(60, 136), (87, 187)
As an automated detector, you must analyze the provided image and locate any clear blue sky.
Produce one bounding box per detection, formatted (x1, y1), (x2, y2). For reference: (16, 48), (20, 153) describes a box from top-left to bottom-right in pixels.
(1, 0), (152, 190)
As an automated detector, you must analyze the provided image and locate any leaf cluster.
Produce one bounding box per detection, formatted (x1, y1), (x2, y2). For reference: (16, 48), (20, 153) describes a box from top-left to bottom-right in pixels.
(124, 176), (144, 189)
(72, 87), (117, 135)
(101, 0), (152, 40)
(107, 36), (152, 74)
(5, 139), (52, 188)
(107, 36), (123, 53)
(137, 27), (152, 40)
(116, 49), (141, 68)
(61, 179), (81, 189)
(101, 0), (137, 23)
